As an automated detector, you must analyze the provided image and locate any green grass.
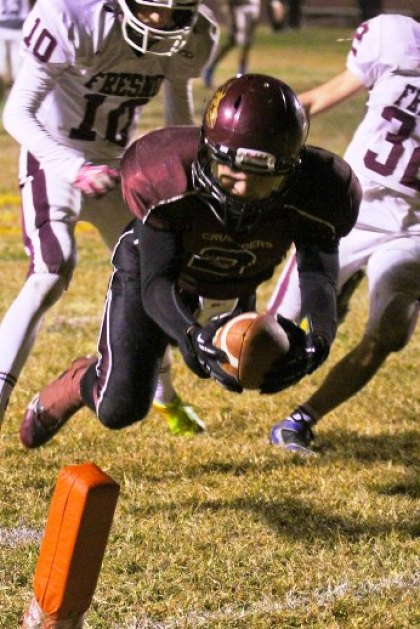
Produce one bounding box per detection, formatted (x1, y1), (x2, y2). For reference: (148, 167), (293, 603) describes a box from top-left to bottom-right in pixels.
(0, 25), (419, 628)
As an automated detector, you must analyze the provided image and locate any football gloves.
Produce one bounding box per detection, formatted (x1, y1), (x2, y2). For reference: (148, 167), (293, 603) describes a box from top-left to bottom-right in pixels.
(182, 315), (243, 393)
(260, 314), (330, 394)
(75, 163), (120, 197)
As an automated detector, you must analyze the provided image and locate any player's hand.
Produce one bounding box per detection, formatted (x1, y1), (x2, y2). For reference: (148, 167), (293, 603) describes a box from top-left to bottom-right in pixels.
(75, 163), (120, 197)
(260, 314), (329, 394)
(182, 315), (243, 393)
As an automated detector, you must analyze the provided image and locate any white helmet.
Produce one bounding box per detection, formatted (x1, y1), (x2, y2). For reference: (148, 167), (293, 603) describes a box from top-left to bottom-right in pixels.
(117, 0), (200, 55)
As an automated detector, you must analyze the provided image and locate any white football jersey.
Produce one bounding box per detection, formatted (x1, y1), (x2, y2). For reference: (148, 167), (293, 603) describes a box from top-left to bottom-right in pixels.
(344, 14), (420, 200)
(3, 0), (218, 182)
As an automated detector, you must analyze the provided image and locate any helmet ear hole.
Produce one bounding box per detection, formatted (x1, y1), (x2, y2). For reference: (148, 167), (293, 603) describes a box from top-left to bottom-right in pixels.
(233, 95), (242, 110)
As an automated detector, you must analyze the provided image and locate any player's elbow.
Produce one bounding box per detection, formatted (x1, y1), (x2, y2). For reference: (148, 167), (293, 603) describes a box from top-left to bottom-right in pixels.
(2, 93), (24, 141)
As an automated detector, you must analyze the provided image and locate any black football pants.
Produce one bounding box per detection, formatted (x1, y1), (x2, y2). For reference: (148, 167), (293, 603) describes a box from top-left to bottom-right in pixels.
(81, 223), (169, 429)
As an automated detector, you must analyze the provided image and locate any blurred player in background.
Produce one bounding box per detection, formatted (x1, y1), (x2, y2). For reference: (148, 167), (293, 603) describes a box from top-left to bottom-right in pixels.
(285, 0), (302, 30)
(357, 0), (382, 22)
(203, 0), (260, 88)
(266, 0), (285, 32)
(18, 74), (361, 449)
(269, 14), (420, 455)
(0, 0), (219, 436)
(0, 0), (32, 100)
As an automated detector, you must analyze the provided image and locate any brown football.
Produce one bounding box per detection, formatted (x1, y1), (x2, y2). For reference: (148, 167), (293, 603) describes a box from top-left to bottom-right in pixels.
(213, 312), (290, 390)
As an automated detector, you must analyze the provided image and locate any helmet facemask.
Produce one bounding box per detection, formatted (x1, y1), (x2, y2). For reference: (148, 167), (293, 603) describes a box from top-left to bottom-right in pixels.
(118, 0), (199, 55)
(193, 137), (292, 236)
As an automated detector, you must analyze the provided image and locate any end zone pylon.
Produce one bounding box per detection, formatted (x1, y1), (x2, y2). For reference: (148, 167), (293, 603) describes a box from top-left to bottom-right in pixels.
(22, 462), (120, 628)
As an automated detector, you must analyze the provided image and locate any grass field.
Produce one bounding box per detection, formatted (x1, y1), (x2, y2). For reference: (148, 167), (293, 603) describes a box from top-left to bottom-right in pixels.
(0, 25), (419, 628)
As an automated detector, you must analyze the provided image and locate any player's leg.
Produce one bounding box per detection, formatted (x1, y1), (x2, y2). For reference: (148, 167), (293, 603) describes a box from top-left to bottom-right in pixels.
(268, 187), (402, 455)
(267, 0), (286, 31)
(288, 0), (302, 29)
(236, 8), (259, 75)
(0, 36), (8, 99)
(268, 213), (394, 455)
(203, 5), (236, 88)
(19, 226), (205, 447)
(0, 35), (13, 89)
(290, 237), (420, 418)
(82, 226), (169, 428)
(270, 236), (420, 454)
(84, 189), (205, 434)
(0, 152), (80, 426)
(334, 222), (394, 323)
(19, 226), (165, 446)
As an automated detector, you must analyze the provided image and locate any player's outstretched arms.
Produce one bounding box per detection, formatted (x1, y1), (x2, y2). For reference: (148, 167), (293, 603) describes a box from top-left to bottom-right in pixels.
(299, 69), (365, 117)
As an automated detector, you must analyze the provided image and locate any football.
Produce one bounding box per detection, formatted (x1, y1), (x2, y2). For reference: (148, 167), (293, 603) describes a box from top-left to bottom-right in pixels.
(213, 312), (290, 390)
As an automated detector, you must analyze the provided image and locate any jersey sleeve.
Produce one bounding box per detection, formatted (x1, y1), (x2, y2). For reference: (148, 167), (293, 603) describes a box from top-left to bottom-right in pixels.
(292, 149), (361, 344)
(296, 244), (339, 346)
(20, 0), (78, 66)
(293, 149), (362, 249)
(2, 0), (89, 181)
(2, 60), (86, 182)
(135, 219), (196, 348)
(344, 15), (420, 198)
(346, 17), (383, 88)
(346, 15), (420, 88)
(120, 127), (199, 222)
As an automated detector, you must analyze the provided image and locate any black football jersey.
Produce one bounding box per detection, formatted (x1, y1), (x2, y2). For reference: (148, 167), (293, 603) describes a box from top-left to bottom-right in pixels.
(121, 126), (360, 301)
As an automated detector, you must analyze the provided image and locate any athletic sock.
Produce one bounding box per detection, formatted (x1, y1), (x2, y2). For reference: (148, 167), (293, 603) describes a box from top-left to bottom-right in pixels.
(289, 404), (319, 426)
(153, 357), (176, 405)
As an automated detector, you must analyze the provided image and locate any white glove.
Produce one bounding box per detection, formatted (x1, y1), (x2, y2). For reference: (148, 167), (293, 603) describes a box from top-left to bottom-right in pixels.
(75, 163), (120, 197)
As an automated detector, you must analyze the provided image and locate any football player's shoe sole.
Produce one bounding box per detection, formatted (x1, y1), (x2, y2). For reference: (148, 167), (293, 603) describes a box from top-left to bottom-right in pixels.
(153, 395), (206, 436)
(20, 356), (96, 448)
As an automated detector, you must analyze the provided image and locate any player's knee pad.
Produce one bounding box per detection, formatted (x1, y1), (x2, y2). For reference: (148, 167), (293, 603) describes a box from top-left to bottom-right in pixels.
(25, 272), (70, 312)
(96, 396), (150, 430)
(27, 218), (77, 281)
(367, 293), (419, 352)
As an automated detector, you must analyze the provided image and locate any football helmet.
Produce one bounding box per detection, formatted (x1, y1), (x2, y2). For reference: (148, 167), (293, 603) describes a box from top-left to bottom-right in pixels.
(117, 0), (200, 55)
(193, 74), (308, 234)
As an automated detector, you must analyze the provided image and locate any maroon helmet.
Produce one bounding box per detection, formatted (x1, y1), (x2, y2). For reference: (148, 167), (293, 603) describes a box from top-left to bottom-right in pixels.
(193, 74), (308, 234)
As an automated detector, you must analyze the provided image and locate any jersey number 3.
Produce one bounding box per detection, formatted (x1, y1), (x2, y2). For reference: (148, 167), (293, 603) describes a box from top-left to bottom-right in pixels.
(364, 106), (420, 191)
